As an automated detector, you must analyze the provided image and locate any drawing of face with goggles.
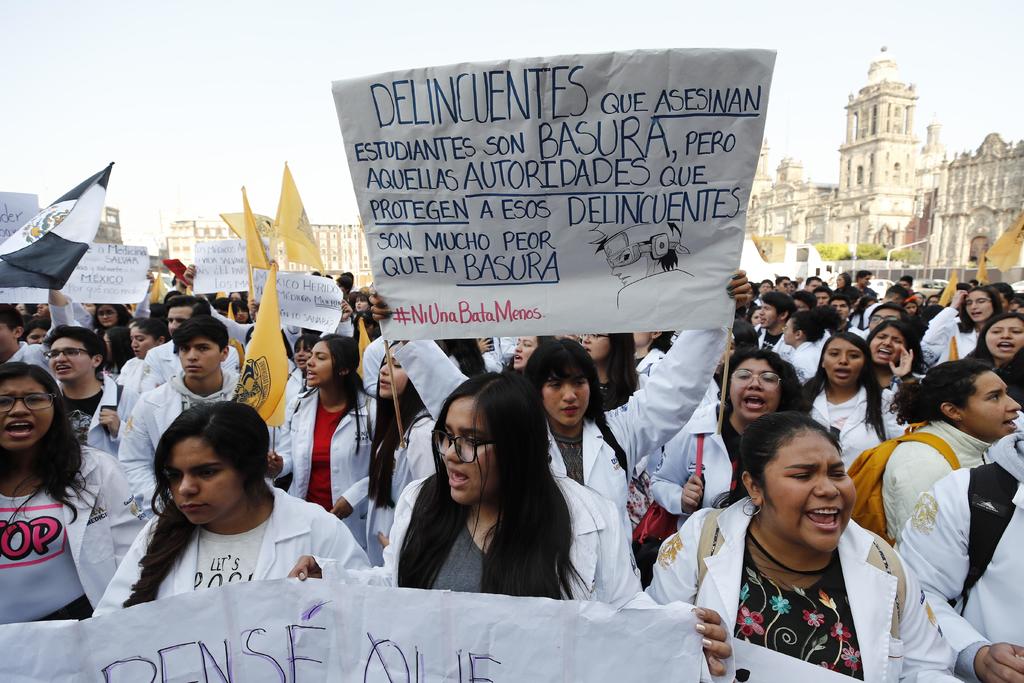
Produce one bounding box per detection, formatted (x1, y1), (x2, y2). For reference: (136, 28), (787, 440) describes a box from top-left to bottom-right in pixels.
(593, 221), (691, 289)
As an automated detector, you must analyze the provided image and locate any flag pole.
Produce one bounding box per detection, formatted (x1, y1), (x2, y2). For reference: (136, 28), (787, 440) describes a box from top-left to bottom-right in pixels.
(383, 340), (407, 448)
(716, 329), (734, 436)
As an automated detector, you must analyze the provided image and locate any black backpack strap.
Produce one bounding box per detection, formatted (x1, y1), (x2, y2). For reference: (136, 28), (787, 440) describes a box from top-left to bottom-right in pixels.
(962, 463), (1018, 607)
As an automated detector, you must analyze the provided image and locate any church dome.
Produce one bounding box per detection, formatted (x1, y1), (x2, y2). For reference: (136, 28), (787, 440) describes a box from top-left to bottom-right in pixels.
(867, 46), (900, 84)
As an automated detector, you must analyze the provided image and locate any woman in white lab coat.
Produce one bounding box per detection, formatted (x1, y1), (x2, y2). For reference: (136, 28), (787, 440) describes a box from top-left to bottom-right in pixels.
(781, 306), (841, 383)
(921, 287), (1002, 367)
(95, 402), (367, 614)
(804, 333), (904, 466)
(648, 412), (958, 682)
(274, 334), (373, 547)
(652, 346), (806, 526)
(364, 353), (435, 566)
(0, 363), (144, 624)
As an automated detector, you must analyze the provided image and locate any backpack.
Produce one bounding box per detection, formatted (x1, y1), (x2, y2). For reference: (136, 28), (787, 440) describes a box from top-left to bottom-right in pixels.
(695, 508), (906, 639)
(959, 462), (1018, 609)
(847, 432), (959, 545)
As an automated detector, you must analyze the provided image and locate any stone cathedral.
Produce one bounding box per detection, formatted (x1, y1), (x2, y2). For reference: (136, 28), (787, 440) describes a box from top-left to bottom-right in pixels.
(746, 48), (1024, 267)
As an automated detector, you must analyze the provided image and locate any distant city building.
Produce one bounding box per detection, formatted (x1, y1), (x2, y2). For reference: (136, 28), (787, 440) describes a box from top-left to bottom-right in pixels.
(164, 218), (372, 285)
(95, 206), (123, 244)
(746, 47), (1024, 267)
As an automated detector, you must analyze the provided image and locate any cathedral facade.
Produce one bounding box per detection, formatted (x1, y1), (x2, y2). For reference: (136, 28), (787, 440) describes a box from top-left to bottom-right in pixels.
(746, 48), (1024, 267)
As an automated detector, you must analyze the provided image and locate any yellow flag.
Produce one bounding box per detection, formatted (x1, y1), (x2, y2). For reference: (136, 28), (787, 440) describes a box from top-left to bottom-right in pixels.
(938, 271), (959, 307)
(274, 163), (325, 272)
(977, 252), (989, 284)
(227, 301), (235, 320)
(220, 212), (277, 250)
(986, 210), (1024, 271)
(356, 315), (370, 378)
(234, 264), (288, 426)
(149, 272), (167, 304)
(241, 187), (270, 271)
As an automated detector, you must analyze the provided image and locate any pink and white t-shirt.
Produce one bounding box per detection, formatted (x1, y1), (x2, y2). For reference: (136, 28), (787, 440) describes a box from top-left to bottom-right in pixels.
(0, 492), (86, 624)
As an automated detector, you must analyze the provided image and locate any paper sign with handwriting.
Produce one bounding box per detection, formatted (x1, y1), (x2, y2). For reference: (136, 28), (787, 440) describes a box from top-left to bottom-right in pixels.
(62, 243), (150, 304)
(194, 239), (249, 294)
(0, 578), (703, 681)
(253, 269), (344, 332)
(333, 49), (775, 339)
(0, 192), (39, 243)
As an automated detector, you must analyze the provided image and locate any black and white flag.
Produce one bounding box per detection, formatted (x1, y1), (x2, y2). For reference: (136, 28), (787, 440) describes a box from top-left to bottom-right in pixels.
(0, 163), (113, 289)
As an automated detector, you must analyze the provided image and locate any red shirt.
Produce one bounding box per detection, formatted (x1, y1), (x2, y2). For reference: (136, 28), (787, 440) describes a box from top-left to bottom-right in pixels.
(306, 401), (345, 511)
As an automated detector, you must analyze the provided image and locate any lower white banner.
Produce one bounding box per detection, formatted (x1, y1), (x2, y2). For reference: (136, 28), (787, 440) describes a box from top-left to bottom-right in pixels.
(0, 578), (703, 682)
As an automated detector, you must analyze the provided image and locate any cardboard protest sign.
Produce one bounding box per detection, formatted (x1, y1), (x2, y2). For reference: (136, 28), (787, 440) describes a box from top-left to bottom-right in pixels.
(61, 243), (150, 304)
(0, 192), (39, 242)
(0, 578), (703, 682)
(253, 269), (345, 332)
(332, 49), (775, 339)
(193, 239), (249, 293)
(733, 638), (854, 682)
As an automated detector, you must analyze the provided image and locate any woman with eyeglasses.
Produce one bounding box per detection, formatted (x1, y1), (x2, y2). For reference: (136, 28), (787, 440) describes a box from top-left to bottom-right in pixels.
(367, 274), (753, 537)
(290, 371), (734, 676)
(652, 347), (805, 527)
(0, 363), (144, 624)
(921, 286), (1003, 367)
(804, 333), (904, 466)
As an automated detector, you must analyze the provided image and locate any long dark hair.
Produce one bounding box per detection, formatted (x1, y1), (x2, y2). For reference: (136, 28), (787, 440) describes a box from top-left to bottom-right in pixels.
(311, 334), (369, 444)
(595, 333), (638, 409)
(892, 359), (993, 426)
(93, 303), (131, 331)
(867, 320), (925, 375)
(789, 306), (841, 343)
(803, 333), (887, 441)
(0, 363), (86, 520)
(958, 285), (1003, 333)
(103, 326), (134, 373)
(440, 339), (486, 376)
(397, 372), (580, 599)
(524, 339), (629, 471)
(124, 402), (272, 607)
(368, 358), (428, 507)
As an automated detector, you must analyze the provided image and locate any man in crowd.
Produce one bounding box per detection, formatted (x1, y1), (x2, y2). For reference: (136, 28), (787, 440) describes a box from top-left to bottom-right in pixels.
(757, 291), (795, 351)
(120, 316), (237, 515)
(855, 269), (874, 294)
(830, 293), (852, 332)
(0, 304), (48, 369)
(141, 295), (238, 390)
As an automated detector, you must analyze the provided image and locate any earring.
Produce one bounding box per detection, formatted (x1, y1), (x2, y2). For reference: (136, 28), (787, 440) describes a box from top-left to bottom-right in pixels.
(743, 499), (761, 517)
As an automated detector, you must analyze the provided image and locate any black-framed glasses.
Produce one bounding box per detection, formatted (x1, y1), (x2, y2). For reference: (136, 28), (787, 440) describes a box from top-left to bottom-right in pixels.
(43, 348), (90, 360)
(0, 393), (55, 412)
(581, 334), (609, 341)
(431, 429), (496, 464)
(731, 368), (781, 386)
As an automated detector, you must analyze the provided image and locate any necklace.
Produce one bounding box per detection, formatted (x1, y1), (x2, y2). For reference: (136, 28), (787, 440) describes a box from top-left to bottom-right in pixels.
(748, 530), (835, 576)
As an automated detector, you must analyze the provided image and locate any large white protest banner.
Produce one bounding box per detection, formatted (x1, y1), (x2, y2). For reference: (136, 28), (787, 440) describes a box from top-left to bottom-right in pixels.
(253, 269), (345, 332)
(733, 638), (854, 681)
(61, 243), (150, 304)
(194, 239), (249, 293)
(332, 49), (775, 339)
(0, 578), (703, 682)
(0, 192), (39, 242)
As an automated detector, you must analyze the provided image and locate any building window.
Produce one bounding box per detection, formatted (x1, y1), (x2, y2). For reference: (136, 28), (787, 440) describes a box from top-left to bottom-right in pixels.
(856, 166), (864, 185)
(852, 112), (859, 141)
(871, 105), (878, 135)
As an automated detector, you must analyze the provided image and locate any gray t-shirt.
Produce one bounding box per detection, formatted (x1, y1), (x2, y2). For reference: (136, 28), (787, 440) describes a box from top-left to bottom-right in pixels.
(431, 524), (483, 593)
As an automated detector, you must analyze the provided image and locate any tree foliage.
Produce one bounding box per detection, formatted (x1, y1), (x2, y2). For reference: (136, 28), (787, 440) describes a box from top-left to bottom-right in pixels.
(815, 243), (851, 260)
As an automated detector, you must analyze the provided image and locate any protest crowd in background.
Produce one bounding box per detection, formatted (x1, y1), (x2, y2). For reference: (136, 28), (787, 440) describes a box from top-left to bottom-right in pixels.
(3, 46), (1024, 682)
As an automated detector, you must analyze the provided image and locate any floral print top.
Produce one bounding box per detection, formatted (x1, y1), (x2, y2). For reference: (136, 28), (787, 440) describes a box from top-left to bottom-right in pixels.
(735, 539), (865, 679)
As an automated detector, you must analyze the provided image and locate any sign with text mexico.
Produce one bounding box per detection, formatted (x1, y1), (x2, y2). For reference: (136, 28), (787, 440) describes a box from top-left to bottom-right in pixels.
(333, 49), (775, 339)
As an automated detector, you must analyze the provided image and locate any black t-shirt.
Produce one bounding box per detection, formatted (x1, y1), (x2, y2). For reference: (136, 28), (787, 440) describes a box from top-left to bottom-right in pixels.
(64, 390), (103, 444)
(761, 330), (782, 350)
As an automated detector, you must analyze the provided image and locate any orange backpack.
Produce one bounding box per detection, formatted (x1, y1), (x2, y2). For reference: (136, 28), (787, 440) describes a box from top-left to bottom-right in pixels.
(847, 432), (959, 545)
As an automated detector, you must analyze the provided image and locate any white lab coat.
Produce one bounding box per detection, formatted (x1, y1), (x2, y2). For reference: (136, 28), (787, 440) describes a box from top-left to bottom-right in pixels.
(364, 413), (436, 566)
(82, 374), (126, 457)
(920, 307), (977, 367)
(60, 447), (146, 610)
(140, 340), (239, 391)
(398, 331), (727, 535)
(5, 341), (50, 372)
(635, 347), (667, 386)
(321, 475), (642, 608)
(652, 405), (732, 526)
(756, 327), (790, 355)
(648, 503), (958, 682)
(809, 387), (904, 466)
(781, 338), (825, 384)
(899, 432), (1024, 680)
(94, 487), (370, 615)
(276, 390), (374, 548)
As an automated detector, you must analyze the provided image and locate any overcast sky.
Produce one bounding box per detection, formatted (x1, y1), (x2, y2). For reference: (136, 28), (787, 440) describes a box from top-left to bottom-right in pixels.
(2, 0), (1020, 251)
